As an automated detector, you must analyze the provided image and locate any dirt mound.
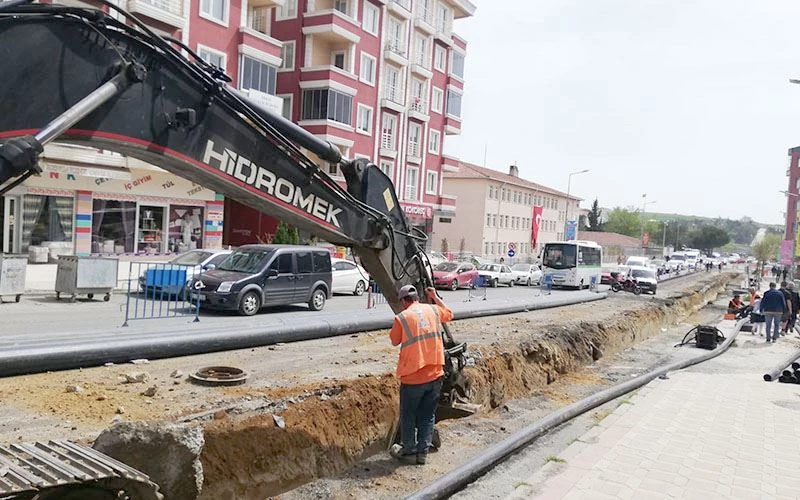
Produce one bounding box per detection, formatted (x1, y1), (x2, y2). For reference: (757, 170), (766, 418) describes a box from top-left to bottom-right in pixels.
(199, 375), (400, 500)
(195, 274), (732, 498)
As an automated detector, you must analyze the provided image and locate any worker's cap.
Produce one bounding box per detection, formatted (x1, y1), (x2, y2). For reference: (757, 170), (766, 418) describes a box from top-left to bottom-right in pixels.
(398, 284), (418, 300)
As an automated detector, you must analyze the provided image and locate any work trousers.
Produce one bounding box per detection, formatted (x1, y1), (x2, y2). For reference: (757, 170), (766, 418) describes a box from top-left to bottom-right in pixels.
(399, 377), (443, 454)
(764, 312), (782, 341)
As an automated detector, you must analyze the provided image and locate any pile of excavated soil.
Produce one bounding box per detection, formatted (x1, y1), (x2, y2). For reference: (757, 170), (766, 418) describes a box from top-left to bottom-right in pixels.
(195, 273), (733, 499)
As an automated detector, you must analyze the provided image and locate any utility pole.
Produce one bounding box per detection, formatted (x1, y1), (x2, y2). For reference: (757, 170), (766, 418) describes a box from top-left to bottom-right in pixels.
(564, 169), (589, 239)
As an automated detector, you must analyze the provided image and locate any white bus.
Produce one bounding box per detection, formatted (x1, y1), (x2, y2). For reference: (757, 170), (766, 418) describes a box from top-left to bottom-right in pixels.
(541, 240), (603, 289)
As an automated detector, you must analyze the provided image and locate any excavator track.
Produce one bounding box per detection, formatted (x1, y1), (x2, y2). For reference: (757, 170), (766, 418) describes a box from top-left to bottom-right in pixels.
(0, 440), (161, 500)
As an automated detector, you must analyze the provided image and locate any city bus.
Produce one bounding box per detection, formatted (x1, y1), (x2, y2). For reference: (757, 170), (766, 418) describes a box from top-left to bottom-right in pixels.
(541, 240), (603, 289)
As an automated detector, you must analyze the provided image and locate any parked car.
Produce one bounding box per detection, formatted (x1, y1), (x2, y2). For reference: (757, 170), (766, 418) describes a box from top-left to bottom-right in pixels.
(510, 263), (543, 286)
(426, 250), (447, 266)
(628, 265), (658, 294)
(478, 263), (515, 287)
(139, 249), (232, 299)
(189, 245), (332, 316)
(331, 257), (370, 296)
(433, 261), (478, 291)
(471, 256), (493, 268)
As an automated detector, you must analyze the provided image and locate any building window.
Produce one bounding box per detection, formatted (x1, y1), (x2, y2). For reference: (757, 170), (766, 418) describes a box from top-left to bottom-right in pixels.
(240, 55), (277, 95)
(381, 113), (397, 150)
(363, 2), (379, 35)
(446, 89), (462, 118)
(198, 45), (226, 70)
(491, 242), (496, 254)
(301, 88), (353, 125)
(22, 195), (73, 253)
(276, 0), (297, 19)
(333, 0), (350, 16)
(451, 51), (465, 79)
(434, 45), (446, 72)
(491, 214), (496, 226)
(386, 17), (405, 55)
(280, 94), (293, 119)
(428, 129), (440, 154)
(485, 242), (489, 255)
(331, 50), (346, 70)
(436, 4), (451, 33)
(439, 217), (452, 223)
(90, 199), (133, 254)
(426, 171), (438, 194)
(280, 41), (295, 70)
(406, 166), (419, 201)
(413, 34), (428, 67)
(360, 52), (376, 85)
(380, 160), (394, 180)
(486, 214), (491, 227)
(407, 123), (422, 158)
(356, 104), (373, 134)
(488, 185), (494, 199)
(200, 0), (228, 25)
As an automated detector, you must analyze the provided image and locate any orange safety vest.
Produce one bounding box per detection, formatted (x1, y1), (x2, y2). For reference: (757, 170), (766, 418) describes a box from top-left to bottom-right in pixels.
(390, 303), (451, 384)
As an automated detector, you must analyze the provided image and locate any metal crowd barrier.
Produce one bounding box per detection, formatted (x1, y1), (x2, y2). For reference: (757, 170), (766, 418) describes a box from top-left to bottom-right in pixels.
(122, 261), (201, 326)
(366, 280), (387, 309)
(465, 276), (487, 302)
(538, 274), (553, 296)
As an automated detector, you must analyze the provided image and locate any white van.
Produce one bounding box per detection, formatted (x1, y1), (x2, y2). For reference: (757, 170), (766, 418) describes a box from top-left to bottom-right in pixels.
(667, 252), (686, 271)
(625, 256), (649, 268)
(684, 250), (700, 270)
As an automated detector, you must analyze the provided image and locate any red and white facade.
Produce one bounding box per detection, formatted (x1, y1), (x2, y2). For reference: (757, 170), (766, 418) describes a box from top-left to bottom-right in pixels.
(183, 0), (476, 245)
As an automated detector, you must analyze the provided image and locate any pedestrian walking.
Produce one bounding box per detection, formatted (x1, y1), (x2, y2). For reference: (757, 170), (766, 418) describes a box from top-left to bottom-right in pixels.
(780, 281), (794, 336)
(788, 282), (800, 335)
(389, 284), (453, 465)
(761, 282), (787, 343)
(782, 267), (789, 283)
(772, 265), (780, 280)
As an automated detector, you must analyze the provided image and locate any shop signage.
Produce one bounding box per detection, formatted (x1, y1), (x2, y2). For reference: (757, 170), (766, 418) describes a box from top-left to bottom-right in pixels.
(41, 162), (131, 180)
(401, 203), (432, 219)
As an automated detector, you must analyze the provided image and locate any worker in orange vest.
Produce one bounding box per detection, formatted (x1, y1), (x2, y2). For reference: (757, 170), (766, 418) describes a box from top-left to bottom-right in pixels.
(389, 284), (454, 465)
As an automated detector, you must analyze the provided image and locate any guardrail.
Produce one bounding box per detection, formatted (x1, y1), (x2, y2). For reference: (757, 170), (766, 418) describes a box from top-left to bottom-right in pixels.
(122, 262), (201, 326)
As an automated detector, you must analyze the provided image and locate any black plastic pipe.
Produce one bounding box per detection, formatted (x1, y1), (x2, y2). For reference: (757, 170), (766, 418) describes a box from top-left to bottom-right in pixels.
(0, 293), (608, 377)
(763, 349), (800, 381)
(405, 318), (748, 500)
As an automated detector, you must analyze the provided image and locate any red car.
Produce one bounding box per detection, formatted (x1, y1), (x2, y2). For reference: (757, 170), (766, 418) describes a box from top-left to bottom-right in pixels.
(433, 261), (478, 291)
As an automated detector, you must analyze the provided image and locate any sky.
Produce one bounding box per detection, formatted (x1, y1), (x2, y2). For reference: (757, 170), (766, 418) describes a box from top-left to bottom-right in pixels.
(444, 0), (800, 225)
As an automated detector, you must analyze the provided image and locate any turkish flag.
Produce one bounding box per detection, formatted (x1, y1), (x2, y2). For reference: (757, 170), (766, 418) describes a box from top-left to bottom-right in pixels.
(531, 206), (543, 249)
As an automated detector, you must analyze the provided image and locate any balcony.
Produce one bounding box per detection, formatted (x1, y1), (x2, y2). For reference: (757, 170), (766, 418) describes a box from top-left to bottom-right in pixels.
(407, 141), (422, 164)
(388, 0), (411, 18)
(382, 83), (405, 112)
(444, 115), (461, 135)
(379, 132), (397, 158)
(410, 57), (432, 79)
(384, 40), (408, 66)
(408, 97), (429, 122)
(414, 9), (436, 35)
(126, 0), (184, 29)
(434, 16), (454, 46)
(249, 0), (285, 7)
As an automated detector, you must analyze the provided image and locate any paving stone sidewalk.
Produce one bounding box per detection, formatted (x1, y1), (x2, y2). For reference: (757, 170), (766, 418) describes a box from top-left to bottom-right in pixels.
(508, 343), (800, 499)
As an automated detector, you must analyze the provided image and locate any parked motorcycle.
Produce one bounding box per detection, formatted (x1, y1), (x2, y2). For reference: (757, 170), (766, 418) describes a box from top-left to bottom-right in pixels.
(611, 277), (643, 295)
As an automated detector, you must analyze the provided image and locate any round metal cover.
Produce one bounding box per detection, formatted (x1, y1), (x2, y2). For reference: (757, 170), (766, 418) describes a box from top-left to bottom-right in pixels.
(190, 366), (249, 385)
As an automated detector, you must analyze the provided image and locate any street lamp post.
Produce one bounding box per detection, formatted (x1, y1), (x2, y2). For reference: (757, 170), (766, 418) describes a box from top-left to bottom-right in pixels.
(639, 194), (657, 255)
(564, 169), (589, 239)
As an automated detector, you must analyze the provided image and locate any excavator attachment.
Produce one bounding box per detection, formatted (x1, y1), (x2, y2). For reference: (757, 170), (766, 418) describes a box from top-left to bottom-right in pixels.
(0, 440), (161, 499)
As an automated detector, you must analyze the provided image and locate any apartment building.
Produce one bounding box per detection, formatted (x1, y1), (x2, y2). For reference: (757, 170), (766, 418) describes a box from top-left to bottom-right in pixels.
(785, 146), (800, 258)
(192, 0), (477, 245)
(432, 160), (582, 263)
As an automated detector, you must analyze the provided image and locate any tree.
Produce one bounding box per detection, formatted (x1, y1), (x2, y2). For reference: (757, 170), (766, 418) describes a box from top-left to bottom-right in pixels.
(272, 221), (299, 244)
(603, 207), (641, 237)
(686, 226), (730, 254)
(587, 198), (603, 231)
(440, 237), (449, 255)
(753, 233), (781, 266)
(289, 226), (300, 244)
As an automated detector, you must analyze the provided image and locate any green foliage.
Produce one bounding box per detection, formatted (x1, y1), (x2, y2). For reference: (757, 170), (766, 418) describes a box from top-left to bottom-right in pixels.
(686, 226), (731, 254)
(441, 237), (449, 254)
(272, 221), (300, 244)
(603, 208), (641, 237)
(753, 234), (781, 264)
(587, 199), (603, 231)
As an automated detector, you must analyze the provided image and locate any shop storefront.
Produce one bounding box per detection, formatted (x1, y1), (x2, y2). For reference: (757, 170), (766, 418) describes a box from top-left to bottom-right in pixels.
(1, 147), (224, 258)
(400, 202), (433, 249)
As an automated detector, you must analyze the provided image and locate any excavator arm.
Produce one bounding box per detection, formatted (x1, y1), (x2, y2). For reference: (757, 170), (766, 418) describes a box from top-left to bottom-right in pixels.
(0, 1), (433, 311)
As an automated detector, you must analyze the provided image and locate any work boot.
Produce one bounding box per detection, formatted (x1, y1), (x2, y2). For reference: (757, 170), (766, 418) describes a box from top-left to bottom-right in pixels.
(416, 452), (427, 465)
(389, 444), (416, 464)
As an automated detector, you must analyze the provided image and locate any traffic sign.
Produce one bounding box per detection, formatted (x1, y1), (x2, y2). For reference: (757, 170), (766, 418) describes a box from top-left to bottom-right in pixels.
(507, 249), (516, 258)
(508, 242), (516, 251)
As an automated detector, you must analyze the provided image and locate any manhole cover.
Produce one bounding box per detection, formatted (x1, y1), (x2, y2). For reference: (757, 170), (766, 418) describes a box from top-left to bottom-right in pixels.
(189, 366), (249, 386)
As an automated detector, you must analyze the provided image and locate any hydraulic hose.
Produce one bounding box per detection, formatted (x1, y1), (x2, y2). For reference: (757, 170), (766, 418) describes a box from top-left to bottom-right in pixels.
(763, 349), (800, 381)
(406, 317), (748, 500)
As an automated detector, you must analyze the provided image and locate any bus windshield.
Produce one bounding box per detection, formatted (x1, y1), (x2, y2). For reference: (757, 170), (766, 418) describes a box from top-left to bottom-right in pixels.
(543, 244), (577, 269)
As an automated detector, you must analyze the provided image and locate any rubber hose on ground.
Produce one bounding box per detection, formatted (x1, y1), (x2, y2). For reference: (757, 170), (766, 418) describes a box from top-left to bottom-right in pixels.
(405, 318), (748, 500)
